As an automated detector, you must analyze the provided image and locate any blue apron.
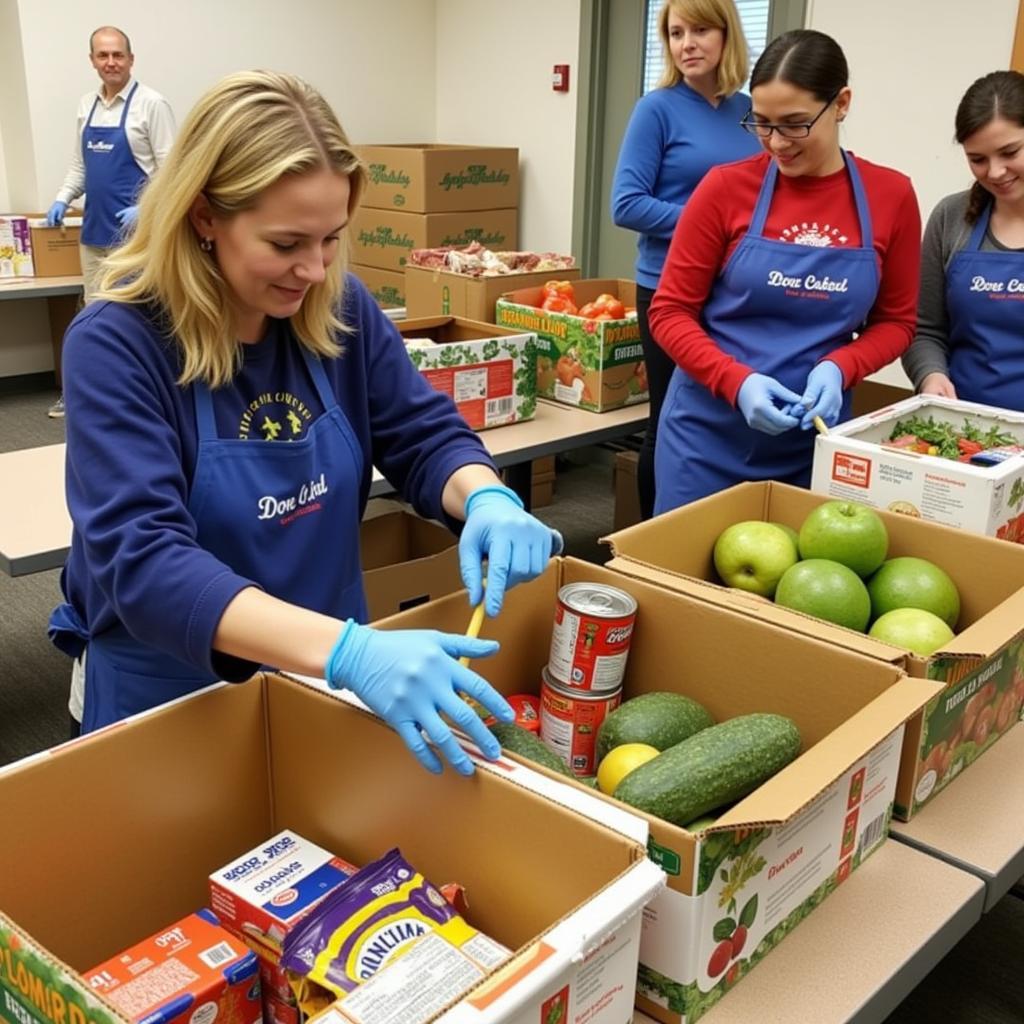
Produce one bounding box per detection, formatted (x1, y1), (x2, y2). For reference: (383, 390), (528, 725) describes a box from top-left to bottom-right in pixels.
(52, 346), (366, 732)
(946, 201), (1024, 411)
(654, 152), (881, 513)
(81, 83), (147, 248)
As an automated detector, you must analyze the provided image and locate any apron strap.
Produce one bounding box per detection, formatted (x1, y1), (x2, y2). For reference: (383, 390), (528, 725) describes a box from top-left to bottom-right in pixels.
(966, 200), (993, 251)
(300, 345), (340, 411)
(192, 380), (219, 440)
(748, 160), (779, 236)
(117, 82), (139, 128)
(844, 152), (874, 250)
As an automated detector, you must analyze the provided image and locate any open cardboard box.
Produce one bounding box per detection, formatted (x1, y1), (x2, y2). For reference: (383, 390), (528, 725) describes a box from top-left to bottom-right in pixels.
(602, 481), (1024, 820)
(0, 673), (663, 1024)
(371, 558), (940, 1023)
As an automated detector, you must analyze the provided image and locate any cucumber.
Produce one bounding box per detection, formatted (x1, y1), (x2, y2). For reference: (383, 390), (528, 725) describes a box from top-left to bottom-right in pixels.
(488, 723), (574, 777)
(613, 713), (801, 826)
(596, 692), (714, 764)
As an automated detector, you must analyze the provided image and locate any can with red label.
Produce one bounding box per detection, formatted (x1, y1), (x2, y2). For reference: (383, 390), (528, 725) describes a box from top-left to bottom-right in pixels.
(539, 668), (622, 776)
(548, 582), (637, 691)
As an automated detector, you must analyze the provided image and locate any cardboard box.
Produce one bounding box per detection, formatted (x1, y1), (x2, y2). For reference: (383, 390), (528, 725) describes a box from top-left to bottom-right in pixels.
(85, 909), (261, 1024)
(0, 673), (663, 1024)
(352, 263), (405, 308)
(360, 504), (461, 619)
(531, 456), (556, 509)
(613, 449), (642, 531)
(356, 145), (519, 213)
(495, 279), (649, 412)
(810, 394), (1024, 543)
(396, 315), (536, 430)
(26, 215), (83, 277)
(373, 558), (940, 1023)
(602, 480), (1024, 820)
(351, 208), (517, 273)
(0, 215), (33, 277)
(404, 263), (581, 323)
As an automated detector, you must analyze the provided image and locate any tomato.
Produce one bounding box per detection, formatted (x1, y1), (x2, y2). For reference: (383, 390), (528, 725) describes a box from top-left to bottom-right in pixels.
(593, 293), (626, 319)
(541, 294), (578, 315)
(555, 355), (584, 387)
(541, 279), (576, 302)
(707, 939), (732, 979)
(577, 302), (600, 319)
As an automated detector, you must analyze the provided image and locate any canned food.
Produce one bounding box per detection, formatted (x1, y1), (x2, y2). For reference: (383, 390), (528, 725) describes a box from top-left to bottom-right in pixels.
(539, 668), (622, 776)
(548, 582), (637, 690)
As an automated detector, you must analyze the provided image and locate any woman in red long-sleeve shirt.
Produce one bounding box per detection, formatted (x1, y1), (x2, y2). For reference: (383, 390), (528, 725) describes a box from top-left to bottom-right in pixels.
(649, 29), (921, 513)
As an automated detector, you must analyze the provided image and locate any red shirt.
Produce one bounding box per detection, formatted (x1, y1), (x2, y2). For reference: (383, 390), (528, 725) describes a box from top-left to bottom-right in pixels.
(648, 151), (921, 404)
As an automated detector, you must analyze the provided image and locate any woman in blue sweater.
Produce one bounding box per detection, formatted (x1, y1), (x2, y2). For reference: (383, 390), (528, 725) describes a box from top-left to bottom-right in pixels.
(49, 71), (557, 774)
(611, 0), (760, 519)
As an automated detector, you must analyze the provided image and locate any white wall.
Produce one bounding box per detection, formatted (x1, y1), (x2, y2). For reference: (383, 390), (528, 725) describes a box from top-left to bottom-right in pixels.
(435, 0), (581, 254)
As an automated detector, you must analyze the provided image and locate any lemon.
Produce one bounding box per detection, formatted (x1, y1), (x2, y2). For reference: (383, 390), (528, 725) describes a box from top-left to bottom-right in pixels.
(597, 743), (660, 795)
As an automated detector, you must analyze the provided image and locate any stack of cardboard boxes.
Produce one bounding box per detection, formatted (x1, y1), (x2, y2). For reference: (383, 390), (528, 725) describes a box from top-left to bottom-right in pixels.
(350, 144), (519, 310)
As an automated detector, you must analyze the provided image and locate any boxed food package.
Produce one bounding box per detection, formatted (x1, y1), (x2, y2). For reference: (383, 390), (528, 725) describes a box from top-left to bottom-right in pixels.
(495, 279), (649, 412)
(810, 394), (1024, 543)
(84, 909), (261, 1024)
(613, 449), (642, 531)
(369, 558), (940, 1023)
(352, 264), (405, 308)
(356, 145), (519, 213)
(0, 216), (33, 277)
(25, 215), (83, 277)
(602, 480), (1024, 820)
(350, 208), (517, 273)
(0, 672), (662, 1024)
(397, 315), (536, 430)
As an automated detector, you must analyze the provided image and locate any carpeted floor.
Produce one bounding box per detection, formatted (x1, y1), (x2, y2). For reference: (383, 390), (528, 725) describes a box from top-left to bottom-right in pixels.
(0, 387), (1021, 1023)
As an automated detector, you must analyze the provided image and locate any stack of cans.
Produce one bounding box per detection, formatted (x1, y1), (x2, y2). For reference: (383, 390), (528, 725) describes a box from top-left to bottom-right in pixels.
(539, 582), (637, 776)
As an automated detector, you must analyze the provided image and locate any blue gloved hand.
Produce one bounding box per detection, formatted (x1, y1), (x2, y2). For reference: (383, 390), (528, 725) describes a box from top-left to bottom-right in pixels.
(46, 201), (68, 228)
(798, 361), (844, 430)
(459, 484), (562, 618)
(736, 374), (803, 435)
(326, 619), (514, 775)
(115, 205), (139, 230)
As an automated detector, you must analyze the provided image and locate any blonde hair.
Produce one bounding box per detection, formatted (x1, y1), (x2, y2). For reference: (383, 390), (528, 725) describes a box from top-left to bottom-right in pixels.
(97, 70), (366, 387)
(655, 0), (749, 97)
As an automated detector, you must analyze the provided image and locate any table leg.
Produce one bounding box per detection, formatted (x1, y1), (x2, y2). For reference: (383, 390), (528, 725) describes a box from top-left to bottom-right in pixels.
(46, 294), (81, 389)
(504, 461), (532, 512)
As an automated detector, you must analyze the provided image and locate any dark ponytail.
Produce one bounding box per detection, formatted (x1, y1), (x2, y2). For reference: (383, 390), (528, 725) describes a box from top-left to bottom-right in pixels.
(750, 29), (848, 101)
(955, 71), (1024, 224)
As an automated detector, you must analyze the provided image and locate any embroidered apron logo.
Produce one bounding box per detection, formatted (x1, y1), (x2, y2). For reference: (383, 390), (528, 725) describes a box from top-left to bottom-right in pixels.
(239, 391), (314, 440)
(86, 140), (115, 152)
(969, 275), (1024, 294)
(766, 270), (849, 293)
(258, 473), (329, 522)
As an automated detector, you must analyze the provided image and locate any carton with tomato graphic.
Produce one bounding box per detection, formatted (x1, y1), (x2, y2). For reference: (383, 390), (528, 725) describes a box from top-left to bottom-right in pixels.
(495, 279), (649, 412)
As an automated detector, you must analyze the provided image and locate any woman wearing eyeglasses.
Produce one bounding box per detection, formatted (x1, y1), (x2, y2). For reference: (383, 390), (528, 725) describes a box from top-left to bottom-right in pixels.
(902, 71), (1024, 412)
(610, 0), (760, 521)
(649, 29), (921, 512)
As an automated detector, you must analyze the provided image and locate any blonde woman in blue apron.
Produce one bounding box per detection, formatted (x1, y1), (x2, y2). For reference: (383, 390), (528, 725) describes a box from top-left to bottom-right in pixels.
(903, 71), (1024, 411)
(649, 30), (921, 512)
(48, 72), (559, 777)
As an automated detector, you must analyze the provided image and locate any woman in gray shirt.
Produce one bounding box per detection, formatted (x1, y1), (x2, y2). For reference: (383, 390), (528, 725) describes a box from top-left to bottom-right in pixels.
(903, 71), (1024, 411)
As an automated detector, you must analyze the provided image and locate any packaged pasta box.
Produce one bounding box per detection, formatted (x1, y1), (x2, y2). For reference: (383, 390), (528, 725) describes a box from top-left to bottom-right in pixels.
(84, 909), (261, 1024)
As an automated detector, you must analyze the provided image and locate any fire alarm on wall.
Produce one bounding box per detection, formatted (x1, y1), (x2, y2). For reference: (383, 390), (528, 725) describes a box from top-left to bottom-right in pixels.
(552, 64), (570, 92)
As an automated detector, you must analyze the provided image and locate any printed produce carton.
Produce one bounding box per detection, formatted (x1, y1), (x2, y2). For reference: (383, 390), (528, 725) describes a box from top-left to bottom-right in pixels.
(350, 207), (517, 273)
(0, 216), (33, 277)
(603, 480), (1024, 819)
(0, 673), (662, 1024)
(396, 315), (536, 430)
(355, 144), (518, 213)
(25, 214), (83, 277)
(810, 394), (1024, 543)
(372, 558), (940, 1023)
(495, 280), (648, 412)
(352, 264), (405, 309)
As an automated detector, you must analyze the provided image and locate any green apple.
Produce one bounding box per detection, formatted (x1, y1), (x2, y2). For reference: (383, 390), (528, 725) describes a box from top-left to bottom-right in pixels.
(867, 557), (961, 628)
(775, 559), (872, 632)
(869, 607), (955, 656)
(798, 500), (888, 578)
(771, 521), (801, 552)
(713, 521), (799, 597)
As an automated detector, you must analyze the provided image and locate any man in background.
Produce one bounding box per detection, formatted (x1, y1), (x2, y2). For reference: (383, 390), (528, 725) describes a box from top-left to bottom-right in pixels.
(45, 26), (175, 417)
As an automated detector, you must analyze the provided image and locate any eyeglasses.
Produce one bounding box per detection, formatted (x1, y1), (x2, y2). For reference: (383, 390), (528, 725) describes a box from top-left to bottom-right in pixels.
(740, 92), (840, 139)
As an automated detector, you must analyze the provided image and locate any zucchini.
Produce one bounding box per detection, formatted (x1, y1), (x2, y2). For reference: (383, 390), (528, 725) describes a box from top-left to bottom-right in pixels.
(596, 692), (714, 763)
(489, 722), (574, 777)
(613, 713), (801, 826)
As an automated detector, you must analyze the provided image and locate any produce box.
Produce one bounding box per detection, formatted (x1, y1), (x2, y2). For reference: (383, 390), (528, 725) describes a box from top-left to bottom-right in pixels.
(404, 263), (580, 322)
(352, 263), (404, 308)
(370, 558), (940, 1023)
(614, 449), (642, 531)
(350, 207), (517, 273)
(25, 214), (83, 277)
(0, 672), (662, 1024)
(495, 279), (649, 412)
(602, 480), (1024, 820)
(0, 215), (33, 277)
(396, 315), (536, 430)
(811, 394), (1024, 543)
(356, 144), (518, 213)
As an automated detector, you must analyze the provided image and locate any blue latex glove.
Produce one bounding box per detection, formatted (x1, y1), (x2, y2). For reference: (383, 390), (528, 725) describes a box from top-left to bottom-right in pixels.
(115, 205), (139, 230)
(325, 619), (514, 775)
(736, 374), (803, 435)
(46, 201), (68, 227)
(459, 484), (562, 618)
(798, 361), (844, 429)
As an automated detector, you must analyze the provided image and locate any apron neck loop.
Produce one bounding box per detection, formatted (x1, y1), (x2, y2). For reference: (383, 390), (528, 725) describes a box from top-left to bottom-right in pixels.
(966, 199), (993, 251)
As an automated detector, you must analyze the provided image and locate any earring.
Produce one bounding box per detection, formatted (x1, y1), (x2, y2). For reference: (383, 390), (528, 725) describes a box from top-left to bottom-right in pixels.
(199, 237), (213, 252)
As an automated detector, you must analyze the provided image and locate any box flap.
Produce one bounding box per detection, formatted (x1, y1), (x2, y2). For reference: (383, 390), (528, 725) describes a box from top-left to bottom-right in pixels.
(932, 586), (1024, 659)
